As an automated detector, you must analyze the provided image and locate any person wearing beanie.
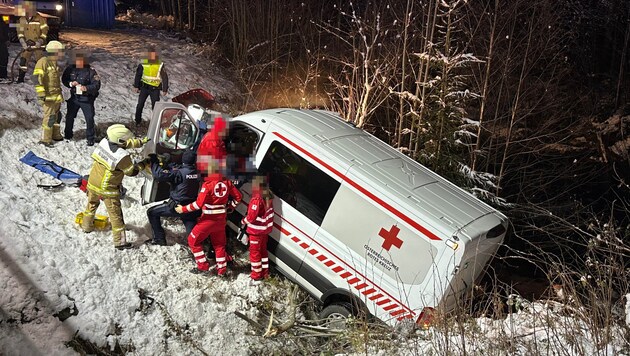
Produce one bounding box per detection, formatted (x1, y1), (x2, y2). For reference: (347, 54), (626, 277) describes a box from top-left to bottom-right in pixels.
(146, 149), (201, 246)
(81, 124), (151, 249)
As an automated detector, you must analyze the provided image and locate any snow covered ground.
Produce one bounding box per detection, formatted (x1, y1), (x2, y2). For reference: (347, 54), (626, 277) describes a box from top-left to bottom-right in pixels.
(0, 28), (284, 355)
(0, 28), (628, 355)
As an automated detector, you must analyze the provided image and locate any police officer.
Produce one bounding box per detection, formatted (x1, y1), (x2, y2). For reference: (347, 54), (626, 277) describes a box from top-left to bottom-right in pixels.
(33, 40), (63, 146)
(0, 14), (9, 81)
(133, 46), (168, 125)
(62, 52), (101, 146)
(146, 150), (201, 246)
(16, 1), (48, 84)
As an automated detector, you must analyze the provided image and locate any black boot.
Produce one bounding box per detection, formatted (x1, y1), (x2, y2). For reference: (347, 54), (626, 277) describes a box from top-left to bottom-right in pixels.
(16, 71), (25, 84)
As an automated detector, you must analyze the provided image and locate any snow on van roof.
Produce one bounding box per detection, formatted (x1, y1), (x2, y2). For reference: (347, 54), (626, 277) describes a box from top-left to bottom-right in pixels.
(236, 108), (502, 240)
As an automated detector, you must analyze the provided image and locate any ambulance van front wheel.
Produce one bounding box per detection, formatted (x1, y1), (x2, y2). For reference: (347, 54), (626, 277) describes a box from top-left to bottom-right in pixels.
(319, 302), (352, 329)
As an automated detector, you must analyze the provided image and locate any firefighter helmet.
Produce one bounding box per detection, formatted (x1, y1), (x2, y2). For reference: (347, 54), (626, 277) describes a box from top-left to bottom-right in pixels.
(107, 124), (133, 145)
(45, 40), (64, 53)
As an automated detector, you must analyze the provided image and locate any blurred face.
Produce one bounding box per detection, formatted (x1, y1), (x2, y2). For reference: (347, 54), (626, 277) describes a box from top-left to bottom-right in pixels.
(252, 176), (268, 195)
(252, 176), (262, 193)
(148, 50), (157, 61)
(50, 50), (64, 61)
(24, 2), (36, 16)
(75, 56), (84, 68)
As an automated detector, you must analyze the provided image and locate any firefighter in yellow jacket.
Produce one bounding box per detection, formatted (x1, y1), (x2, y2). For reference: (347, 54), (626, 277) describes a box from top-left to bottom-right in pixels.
(81, 124), (150, 249)
(33, 40), (63, 146)
(16, 1), (48, 83)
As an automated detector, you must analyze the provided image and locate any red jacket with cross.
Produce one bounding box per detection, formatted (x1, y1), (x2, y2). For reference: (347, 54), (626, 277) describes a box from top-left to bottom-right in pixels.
(179, 173), (242, 222)
(242, 192), (274, 235)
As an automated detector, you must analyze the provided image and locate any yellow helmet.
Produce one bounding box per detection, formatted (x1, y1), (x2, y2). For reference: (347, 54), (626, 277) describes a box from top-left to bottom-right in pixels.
(107, 124), (133, 145)
(45, 40), (64, 53)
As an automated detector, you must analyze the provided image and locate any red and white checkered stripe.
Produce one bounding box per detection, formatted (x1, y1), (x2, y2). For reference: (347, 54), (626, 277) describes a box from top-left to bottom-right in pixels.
(275, 222), (415, 322)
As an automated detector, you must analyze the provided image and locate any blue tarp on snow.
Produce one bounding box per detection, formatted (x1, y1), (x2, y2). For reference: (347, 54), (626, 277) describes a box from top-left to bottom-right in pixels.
(64, 0), (115, 29)
(19, 150), (83, 185)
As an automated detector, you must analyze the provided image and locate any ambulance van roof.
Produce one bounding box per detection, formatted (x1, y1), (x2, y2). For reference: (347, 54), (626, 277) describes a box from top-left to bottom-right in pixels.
(235, 108), (502, 241)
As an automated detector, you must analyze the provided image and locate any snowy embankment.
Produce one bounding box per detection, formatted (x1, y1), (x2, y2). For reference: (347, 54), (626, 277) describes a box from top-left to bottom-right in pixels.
(0, 28), (287, 355)
(0, 28), (628, 355)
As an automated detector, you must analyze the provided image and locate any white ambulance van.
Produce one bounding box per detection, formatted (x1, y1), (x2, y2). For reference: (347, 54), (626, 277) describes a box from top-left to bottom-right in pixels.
(141, 97), (509, 328)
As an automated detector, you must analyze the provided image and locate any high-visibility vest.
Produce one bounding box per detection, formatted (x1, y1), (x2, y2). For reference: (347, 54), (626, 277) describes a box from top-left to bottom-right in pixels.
(86, 139), (134, 197)
(141, 60), (163, 87)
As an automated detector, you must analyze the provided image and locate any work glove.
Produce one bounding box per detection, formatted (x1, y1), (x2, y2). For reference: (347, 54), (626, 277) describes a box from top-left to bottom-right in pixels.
(37, 96), (45, 106)
(158, 153), (171, 166)
(35, 39), (44, 48)
(137, 158), (151, 171)
(125, 137), (149, 149)
(26, 39), (35, 47)
(148, 153), (158, 164)
(19, 38), (27, 49)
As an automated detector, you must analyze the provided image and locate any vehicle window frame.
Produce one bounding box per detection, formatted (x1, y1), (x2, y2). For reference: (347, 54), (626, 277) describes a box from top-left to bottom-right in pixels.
(157, 108), (198, 151)
(259, 140), (341, 226)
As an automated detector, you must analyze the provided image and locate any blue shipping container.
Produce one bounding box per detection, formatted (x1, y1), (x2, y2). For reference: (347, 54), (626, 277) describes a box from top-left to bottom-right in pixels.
(64, 0), (114, 29)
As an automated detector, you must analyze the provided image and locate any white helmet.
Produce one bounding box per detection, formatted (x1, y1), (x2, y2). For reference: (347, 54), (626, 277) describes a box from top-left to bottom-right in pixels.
(107, 124), (133, 145)
(45, 40), (64, 53)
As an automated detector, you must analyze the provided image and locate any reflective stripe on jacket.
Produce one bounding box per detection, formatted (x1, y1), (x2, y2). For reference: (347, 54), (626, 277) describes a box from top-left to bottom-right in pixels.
(141, 60), (163, 87)
(243, 193), (274, 235)
(86, 139), (140, 197)
(33, 56), (61, 102)
(180, 173), (242, 221)
(17, 15), (48, 41)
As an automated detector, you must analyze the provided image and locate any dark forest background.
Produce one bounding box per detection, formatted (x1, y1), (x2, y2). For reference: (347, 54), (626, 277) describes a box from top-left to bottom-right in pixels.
(120, 0), (628, 319)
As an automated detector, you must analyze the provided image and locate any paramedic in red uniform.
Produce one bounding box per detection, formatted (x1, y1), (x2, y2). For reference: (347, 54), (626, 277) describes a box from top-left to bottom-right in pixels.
(175, 160), (242, 275)
(196, 116), (227, 175)
(241, 175), (274, 282)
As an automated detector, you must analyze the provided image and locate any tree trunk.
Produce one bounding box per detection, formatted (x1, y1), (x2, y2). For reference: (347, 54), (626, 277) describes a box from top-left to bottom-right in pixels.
(471, 0), (498, 171)
(396, 0), (413, 148)
(411, 0), (439, 155)
(615, 4), (630, 108)
(177, 0), (183, 30)
(496, 9), (535, 195)
(187, 0), (193, 30)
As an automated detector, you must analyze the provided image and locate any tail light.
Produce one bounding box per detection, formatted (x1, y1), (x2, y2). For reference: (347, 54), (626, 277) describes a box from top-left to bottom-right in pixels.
(416, 307), (435, 329)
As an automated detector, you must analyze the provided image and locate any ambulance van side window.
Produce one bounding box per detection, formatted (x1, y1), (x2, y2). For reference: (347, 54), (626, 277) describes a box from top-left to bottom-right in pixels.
(259, 141), (340, 226)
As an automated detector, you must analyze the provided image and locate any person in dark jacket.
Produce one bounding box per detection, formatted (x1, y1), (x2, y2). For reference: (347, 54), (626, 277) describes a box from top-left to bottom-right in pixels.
(62, 52), (101, 146)
(146, 150), (201, 246)
(0, 15), (9, 80)
(133, 46), (168, 125)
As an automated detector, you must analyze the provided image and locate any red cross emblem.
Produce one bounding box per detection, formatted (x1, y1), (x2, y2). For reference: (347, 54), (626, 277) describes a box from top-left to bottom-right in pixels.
(379, 225), (403, 251)
(214, 182), (228, 197)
